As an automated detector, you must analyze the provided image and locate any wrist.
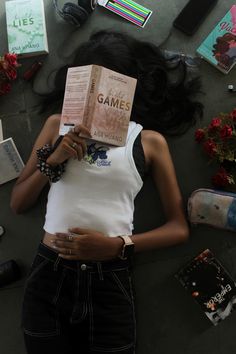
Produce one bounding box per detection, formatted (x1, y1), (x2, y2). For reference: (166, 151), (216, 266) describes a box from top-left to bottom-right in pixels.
(112, 237), (124, 259)
(117, 235), (135, 259)
(46, 155), (59, 167)
(36, 144), (67, 183)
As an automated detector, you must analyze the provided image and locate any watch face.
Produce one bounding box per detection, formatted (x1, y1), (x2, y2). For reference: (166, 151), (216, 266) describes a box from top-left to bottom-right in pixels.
(123, 243), (135, 258)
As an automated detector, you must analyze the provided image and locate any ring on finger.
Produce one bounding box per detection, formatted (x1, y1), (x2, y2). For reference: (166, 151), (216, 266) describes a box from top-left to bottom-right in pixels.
(71, 142), (78, 149)
(68, 234), (74, 242)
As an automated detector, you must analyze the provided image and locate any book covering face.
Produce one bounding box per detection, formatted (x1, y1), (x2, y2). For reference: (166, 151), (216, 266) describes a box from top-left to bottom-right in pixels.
(59, 65), (137, 146)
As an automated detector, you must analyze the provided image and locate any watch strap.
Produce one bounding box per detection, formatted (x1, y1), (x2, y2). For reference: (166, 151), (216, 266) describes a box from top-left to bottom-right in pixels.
(118, 235), (134, 246)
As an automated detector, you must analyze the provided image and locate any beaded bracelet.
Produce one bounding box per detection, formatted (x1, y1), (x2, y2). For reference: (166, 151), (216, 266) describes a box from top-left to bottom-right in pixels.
(36, 144), (66, 183)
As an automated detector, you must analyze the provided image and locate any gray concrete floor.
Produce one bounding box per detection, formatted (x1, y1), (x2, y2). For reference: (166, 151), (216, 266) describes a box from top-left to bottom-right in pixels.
(1, 0), (236, 353)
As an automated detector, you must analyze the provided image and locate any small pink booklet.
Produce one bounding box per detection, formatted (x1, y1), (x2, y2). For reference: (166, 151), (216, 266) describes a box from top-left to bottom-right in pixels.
(59, 64), (137, 146)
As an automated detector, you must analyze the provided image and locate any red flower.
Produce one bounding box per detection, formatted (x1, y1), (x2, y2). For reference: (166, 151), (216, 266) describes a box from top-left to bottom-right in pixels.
(4, 53), (18, 67)
(212, 167), (230, 187)
(203, 139), (217, 157)
(220, 124), (233, 139)
(230, 108), (236, 122)
(5, 66), (17, 80)
(208, 117), (222, 131)
(0, 81), (11, 95)
(195, 128), (205, 142)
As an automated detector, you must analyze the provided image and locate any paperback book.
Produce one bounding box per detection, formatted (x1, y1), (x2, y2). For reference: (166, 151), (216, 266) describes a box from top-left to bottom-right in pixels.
(197, 5), (236, 74)
(5, 0), (49, 57)
(59, 64), (137, 146)
(0, 138), (24, 185)
(176, 249), (236, 326)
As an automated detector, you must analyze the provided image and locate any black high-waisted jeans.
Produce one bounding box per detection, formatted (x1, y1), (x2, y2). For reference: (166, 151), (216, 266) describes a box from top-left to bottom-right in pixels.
(22, 242), (136, 354)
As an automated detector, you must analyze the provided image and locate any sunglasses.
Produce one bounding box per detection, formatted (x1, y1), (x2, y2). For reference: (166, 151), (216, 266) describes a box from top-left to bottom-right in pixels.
(163, 50), (202, 69)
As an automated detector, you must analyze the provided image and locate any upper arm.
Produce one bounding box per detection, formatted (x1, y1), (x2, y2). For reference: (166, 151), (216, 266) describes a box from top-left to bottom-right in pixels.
(15, 114), (61, 185)
(142, 130), (185, 221)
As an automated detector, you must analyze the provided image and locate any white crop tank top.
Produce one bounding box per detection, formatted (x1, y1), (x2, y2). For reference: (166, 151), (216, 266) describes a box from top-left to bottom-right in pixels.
(44, 121), (143, 237)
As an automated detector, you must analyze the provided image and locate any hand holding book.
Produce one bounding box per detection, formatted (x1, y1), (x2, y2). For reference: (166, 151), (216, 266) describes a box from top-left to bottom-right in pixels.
(59, 65), (137, 146)
(47, 124), (91, 166)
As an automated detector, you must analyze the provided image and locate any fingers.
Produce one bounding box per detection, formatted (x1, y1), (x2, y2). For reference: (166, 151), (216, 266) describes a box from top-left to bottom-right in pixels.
(51, 233), (79, 258)
(72, 124), (92, 137)
(62, 124), (91, 161)
(62, 135), (87, 160)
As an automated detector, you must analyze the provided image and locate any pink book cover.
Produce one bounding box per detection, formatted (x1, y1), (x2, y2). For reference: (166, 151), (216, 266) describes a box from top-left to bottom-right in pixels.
(59, 65), (137, 146)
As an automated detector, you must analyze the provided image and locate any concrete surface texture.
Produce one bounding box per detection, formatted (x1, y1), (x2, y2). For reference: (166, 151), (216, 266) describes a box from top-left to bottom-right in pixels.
(1, 0), (236, 353)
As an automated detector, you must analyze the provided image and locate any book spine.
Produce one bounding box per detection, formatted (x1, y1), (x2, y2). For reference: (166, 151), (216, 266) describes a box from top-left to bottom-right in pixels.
(82, 66), (102, 131)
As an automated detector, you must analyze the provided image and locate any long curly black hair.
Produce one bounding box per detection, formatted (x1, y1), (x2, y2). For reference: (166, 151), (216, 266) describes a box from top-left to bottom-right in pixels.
(43, 30), (203, 135)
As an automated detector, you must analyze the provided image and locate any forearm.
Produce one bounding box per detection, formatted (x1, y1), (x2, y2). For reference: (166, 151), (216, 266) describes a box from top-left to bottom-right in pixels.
(131, 220), (189, 253)
(11, 169), (49, 213)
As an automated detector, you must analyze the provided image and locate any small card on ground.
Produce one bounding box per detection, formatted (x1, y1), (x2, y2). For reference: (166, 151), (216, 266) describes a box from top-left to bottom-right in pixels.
(98, 0), (152, 27)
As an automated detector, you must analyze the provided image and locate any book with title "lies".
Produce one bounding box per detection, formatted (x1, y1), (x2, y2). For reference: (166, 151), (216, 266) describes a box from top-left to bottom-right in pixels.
(5, 0), (49, 57)
(59, 65), (137, 146)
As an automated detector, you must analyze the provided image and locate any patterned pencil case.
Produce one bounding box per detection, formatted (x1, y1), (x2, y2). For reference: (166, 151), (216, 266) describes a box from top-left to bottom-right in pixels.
(187, 188), (236, 232)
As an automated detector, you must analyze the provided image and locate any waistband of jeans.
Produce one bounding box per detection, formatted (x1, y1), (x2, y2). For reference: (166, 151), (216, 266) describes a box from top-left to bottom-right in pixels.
(38, 241), (131, 271)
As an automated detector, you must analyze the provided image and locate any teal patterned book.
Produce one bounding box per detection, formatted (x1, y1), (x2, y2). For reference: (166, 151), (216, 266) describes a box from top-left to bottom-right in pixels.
(197, 5), (236, 74)
(5, 0), (49, 57)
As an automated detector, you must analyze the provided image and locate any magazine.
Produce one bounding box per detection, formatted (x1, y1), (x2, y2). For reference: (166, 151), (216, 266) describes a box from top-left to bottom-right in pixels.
(197, 5), (236, 74)
(59, 64), (137, 146)
(176, 249), (236, 325)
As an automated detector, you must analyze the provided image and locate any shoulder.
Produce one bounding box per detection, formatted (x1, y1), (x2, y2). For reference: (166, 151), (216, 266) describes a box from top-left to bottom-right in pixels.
(42, 114), (61, 145)
(45, 114), (61, 128)
(141, 129), (167, 147)
(141, 129), (169, 166)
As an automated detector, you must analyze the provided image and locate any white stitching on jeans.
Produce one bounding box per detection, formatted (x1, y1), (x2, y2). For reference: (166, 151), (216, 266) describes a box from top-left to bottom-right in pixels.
(111, 271), (132, 304)
(88, 272), (94, 346)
